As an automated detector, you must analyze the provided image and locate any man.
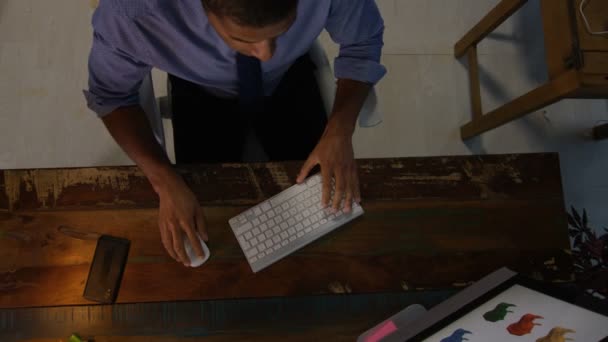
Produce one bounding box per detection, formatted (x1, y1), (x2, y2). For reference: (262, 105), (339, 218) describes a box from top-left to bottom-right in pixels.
(85, 0), (386, 266)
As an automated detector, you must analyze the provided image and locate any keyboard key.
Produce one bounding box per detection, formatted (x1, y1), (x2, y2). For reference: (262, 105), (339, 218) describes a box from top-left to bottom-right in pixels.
(303, 219), (311, 226)
(260, 214), (268, 222)
(280, 222), (289, 230)
(289, 236), (296, 242)
(282, 212), (290, 220)
(269, 183), (307, 208)
(273, 245), (281, 252)
(281, 202), (290, 211)
(258, 234), (266, 242)
(272, 236), (281, 244)
(265, 240), (273, 249)
(236, 222), (253, 235)
(244, 231), (253, 240)
(288, 227), (296, 235)
(261, 202), (271, 212)
(267, 210), (275, 218)
(253, 207), (262, 215)
(253, 228), (260, 235)
(275, 217), (282, 224)
(251, 237), (258, 246)
(305, 227), (312, 233)
(258, 251), (265, 258)
(250, 256), (258, 263)
(260, 223), (268, 231)
(246, 247), (258, 258)
(320, 219), (327, 225)
(265, 230), (273, 238)
(273, 227), (281, 234)
(252, 218), (260, 226)
(295, 214), (303, 221)
(296, 223), (304, 231)
(258, 244), (266, 252)
(287, 218), (296, 226)
(280, 232), (288, 239)
(303, 209), (311, 217)
(289, 208), (297, 216)
(281, 241), (288, 247)
(297, 232), (304, 238)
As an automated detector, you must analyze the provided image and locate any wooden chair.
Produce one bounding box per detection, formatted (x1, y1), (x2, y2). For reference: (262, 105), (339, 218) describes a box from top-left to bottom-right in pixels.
(456, 0), (608, 140)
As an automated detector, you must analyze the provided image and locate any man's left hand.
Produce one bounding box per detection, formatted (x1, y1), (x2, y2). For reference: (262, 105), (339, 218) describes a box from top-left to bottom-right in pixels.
(297, 123), (360, 213)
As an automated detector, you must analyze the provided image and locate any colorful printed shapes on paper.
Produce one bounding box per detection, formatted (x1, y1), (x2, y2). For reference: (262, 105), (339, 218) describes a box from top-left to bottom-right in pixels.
(483, 302), (516, 322)
(440, 328), (472, 342)
(507, 313), (543, 336)
(536, 327), (576, 342)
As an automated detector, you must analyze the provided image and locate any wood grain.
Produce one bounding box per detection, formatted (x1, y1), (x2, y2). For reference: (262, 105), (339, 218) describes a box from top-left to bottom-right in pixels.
(575, 0), (608, 52)
(540, 0), (576, 79)
(0, 155), (571, 309)
(1, 156), (564, 210)
(2, 291), (455, 341)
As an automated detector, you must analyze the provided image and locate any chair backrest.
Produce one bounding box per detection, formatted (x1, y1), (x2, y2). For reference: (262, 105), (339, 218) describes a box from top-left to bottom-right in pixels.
(139, 73), (166, 147)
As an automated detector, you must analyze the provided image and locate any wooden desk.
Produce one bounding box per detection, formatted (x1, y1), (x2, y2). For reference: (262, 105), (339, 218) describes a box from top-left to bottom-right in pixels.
(0, 154), (571, 311)
(455, 0), (608, 140)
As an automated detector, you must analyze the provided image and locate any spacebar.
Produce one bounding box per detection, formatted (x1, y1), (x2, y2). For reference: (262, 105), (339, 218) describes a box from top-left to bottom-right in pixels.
(269, 183), (307, 208)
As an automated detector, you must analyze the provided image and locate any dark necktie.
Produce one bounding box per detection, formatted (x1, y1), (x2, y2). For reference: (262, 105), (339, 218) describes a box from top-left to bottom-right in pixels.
(236, 53), (263, 111)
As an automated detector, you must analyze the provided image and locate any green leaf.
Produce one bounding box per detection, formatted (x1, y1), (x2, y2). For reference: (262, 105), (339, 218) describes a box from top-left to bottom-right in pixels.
(571, 206), (582, 227)
(573, 234), (582, 247)
(567, 213), (578, 229)
(583, 209), (588, 229)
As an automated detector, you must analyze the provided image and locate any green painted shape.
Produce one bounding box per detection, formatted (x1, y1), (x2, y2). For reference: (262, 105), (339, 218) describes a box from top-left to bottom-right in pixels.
(483, 302), (516, 322)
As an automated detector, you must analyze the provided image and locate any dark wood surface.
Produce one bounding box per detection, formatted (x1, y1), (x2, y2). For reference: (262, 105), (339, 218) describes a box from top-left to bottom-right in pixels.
(1, 291), (455, 341)
(0, 154), (572, 309)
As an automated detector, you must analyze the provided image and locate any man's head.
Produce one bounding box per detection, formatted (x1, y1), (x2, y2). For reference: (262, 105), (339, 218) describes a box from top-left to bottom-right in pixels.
(202, 0), (298, 61)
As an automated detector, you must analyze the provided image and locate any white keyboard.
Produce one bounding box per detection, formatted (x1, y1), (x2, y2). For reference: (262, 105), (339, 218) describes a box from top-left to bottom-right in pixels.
(229, 173), (364, 273)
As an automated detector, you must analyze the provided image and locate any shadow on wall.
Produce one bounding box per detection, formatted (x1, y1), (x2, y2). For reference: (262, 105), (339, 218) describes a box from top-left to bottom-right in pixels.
(484, 0), (548, 85)
(457, 0), (555, 153)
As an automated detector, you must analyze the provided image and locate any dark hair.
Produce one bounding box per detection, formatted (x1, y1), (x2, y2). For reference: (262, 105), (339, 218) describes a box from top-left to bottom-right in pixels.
(202, 0), (298, 27)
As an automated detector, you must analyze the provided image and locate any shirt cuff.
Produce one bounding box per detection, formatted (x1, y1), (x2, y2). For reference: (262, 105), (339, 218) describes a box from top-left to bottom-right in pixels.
(83, 90), (140, 118)
(334, 57), (387, 85)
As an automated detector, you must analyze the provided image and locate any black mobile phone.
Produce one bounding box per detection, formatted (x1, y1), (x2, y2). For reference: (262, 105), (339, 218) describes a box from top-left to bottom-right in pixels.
(83, 235), (130, 304)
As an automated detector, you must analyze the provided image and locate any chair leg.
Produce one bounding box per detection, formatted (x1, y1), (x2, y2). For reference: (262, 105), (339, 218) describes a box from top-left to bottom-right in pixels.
(454, 0), (529, 58)
(593, 123), (608, 141)
(468, 47), (483, 120)
(460, 70), (581, 140)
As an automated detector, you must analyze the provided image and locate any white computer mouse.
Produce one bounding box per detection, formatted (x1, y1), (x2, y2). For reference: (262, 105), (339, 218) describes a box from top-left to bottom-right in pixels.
(183, 234), (211, 267)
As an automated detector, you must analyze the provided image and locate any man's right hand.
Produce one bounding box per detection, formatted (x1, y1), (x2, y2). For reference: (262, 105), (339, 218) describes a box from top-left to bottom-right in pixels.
(101, 106), (208, 267)
(156, 173), (209, 266)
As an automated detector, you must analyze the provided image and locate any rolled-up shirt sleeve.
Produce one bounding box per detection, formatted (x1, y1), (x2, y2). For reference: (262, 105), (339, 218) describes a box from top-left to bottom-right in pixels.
(325, 0), (387, 85)
(84, 2), (151, 117)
